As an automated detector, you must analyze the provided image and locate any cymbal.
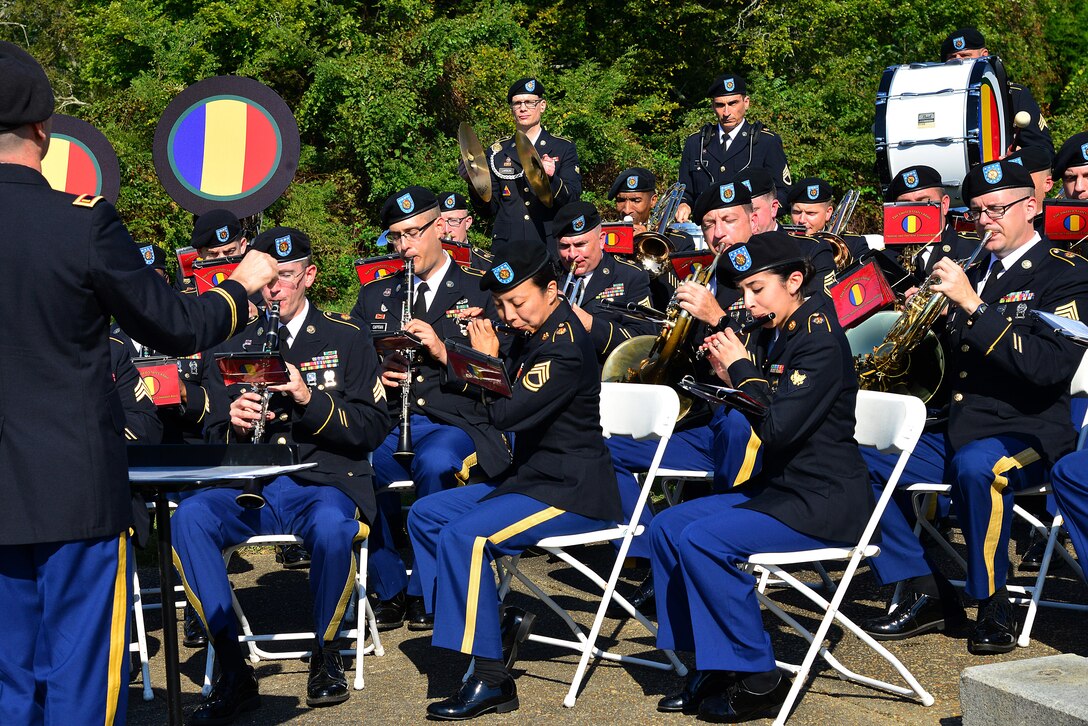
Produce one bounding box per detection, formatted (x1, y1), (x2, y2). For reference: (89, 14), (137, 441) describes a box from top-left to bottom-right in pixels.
(457, 122), (491, 203)
(514, 130), (554, 208)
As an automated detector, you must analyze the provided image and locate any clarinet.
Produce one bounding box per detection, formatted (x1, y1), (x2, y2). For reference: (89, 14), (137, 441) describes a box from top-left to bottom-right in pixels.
(237, 302), (281, 509)
(394, 258), (416, 465)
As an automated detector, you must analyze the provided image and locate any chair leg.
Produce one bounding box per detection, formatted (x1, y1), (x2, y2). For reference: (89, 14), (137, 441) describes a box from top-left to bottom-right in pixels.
(131, 569), (154, 701)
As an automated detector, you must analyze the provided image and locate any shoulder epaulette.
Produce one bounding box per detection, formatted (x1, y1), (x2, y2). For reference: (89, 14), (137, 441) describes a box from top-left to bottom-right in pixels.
(1050, 248), (1088, 266)
(615, 256), (643, 271)
(323, 310), (360, 329)
(72, 194), (104, 208)
(362, 270), (402, 287)
(109, 336), (125, 346)
(462, 266), (484, 277)
(807, 311), (832, 334)
(551, 321), (575, 343)
(548, 132), (574, 143)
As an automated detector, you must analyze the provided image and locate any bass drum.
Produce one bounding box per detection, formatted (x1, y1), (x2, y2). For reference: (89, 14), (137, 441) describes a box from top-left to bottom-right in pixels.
(875, 56), (1011, 206)
(846, 310), (945, 402)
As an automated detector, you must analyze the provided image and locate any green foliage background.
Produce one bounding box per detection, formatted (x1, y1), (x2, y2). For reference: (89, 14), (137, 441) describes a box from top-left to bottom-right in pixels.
(3, 0), (1086, 310)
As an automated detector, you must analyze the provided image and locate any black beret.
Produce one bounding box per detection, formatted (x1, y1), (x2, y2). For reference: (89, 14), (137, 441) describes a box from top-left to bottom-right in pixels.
(608, 168), (657, 200)
(552, 200), (602, 239)
(508, 78), (545, 101)
(0, 41), (55, 131)
(191, 208), (243, 250)
(960, 160), (1033, 202)
(252, 226), (311, 264)
(480, 241), (550, 292)
(1006, 145), (1054, 174)
(941, 27), (986, 60)
(707, 73), (746, 98)
(735, 168), (775, 198)
(438, 192), (469, 212)
(1054, 132), (1088, 178)
(137, 243), (169, 272)
(691, 181), (753, 225)
(721, 231), (805, 284)
(787, 177), (833, 206)
(381, 186), (438, 228)
(885, 165), (945, 201)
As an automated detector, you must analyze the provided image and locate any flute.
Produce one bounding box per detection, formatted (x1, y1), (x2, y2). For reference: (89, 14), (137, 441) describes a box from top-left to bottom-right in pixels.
(695, 313), (775, 359)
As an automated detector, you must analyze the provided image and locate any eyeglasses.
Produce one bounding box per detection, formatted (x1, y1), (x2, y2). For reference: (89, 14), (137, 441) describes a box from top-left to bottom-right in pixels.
(272, 268), (307, 287)
(510, 99), (543, 110)
(386, 217), (437, 244)
(444, 215), (471, 227)
(963, 195), (1030, 222)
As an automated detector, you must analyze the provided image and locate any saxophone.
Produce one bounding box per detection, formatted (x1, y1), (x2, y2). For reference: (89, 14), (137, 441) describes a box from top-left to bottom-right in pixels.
(852, 233), (988, 401)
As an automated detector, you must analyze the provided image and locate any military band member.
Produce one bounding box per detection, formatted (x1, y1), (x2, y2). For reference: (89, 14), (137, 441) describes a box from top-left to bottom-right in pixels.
(1050, 449), (1088, 569)
(352, 186), (509, 632)
(175, 227), (390, 721)
(787, 177), (870, 260)
(1054, 131), (1088, 200)
(652, 233), (868, 720)
(439, 191), (492, 271)
(860, 160), (1088, 654)
(609, 167), (696, 253)
(941, 28), (1053, 156)
(407, 241), (623, 720)
(552, 200), (656, 362)
(193, 208), (249, 260)
(1006, 145), (1055, 238)
(676, 73), (791, 222)
(885, 165), (978, 283)
(0, 41), (277, 725)
(464, 78), (581, 252)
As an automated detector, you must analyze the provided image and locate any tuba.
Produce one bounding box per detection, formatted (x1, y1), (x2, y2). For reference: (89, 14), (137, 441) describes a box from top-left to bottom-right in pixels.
(849, 233), (988, 402)
(601, 250), (722, 418)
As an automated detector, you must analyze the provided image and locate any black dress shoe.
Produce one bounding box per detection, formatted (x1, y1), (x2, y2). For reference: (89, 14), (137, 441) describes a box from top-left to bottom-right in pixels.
(697, 673), (793, 723)
(1020, 531), (1068, 573)
(861, 589), (965, 641)
(657, 669), (730, 713)
(499, 606), (536, 670)
(609, 575), (656, 618)
(372, 591), (407, 631)
(968, 596), (1018, 655)
(184, 605), (208, 648)
(188, 666), (260, 725)
(306, 645), (350, 706)
(406, 595), (434, 631)
(426, 675), (518, 720)
(276, 543), (311, 569)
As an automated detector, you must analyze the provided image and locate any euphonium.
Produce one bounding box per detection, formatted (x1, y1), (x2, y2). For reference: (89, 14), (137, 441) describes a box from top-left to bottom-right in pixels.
(850, 233), (988, 401)
(633, 182), (686, 281)
(813, 188), (861, 273)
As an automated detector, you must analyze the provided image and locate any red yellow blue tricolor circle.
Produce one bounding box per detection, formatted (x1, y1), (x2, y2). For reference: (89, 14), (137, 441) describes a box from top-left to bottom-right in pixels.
(142, 376), (161, 396)
(1064, 214), (1085, 233)
(40, 115), (121, 201)
(901, 214), (921, 233)
(848, 283), (866, 306)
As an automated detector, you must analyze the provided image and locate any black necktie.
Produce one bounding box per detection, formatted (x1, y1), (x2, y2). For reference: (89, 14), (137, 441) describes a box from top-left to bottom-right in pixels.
(413, 282), (430, 318)
(980, 259), (1004, 297)
(278, 324), (291, 350)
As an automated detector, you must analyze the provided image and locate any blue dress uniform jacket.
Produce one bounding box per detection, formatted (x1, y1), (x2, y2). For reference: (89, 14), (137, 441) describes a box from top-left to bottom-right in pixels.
(204, 303), (390, 523)
(1009, 82), (1054, 156)
(679, 120), (791, 208)
(0, 164), (250, 546)
(724, 295), (872, 543)
(576, 253), (656, 361)
(477, 302), (624, 523)
(352, 258), (513, 478)
(468, 129), (581, 251)
(943, 243), (1088, 465)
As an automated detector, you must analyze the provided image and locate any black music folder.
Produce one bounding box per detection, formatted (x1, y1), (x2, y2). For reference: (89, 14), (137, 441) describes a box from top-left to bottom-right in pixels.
(444, 338), (513, 397)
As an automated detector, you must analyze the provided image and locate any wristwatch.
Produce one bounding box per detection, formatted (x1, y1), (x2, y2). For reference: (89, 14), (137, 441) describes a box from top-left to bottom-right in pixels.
(967, 302), (988, 323)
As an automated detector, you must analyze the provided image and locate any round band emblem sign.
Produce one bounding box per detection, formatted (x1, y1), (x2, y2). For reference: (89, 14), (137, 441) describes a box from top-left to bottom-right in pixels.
(153, 76), (300, 217)
(40, 115), (121, 202)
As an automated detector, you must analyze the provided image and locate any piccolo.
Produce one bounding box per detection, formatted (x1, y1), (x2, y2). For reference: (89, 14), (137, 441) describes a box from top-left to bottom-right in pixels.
(696, 313), (776, 359)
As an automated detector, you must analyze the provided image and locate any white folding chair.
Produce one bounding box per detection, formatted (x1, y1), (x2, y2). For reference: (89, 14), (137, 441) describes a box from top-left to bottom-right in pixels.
(496, 383), (688, 707)
(745, 390), (933, 725)
(201, 534), (383, 695)
(129, 569), (153, 701)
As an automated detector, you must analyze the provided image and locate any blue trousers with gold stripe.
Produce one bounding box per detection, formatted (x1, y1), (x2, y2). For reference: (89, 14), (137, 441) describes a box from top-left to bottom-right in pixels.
(864, 432), (1048, 599)
(407, 485), (611, 660)
(1051, 450), (1088, 565)
(370, 415), (475, 600)
(650, 491), (847, 672)
(172, 476), (364, 645)
(606, 410), (762, 559)
(0, 532), (133, 725)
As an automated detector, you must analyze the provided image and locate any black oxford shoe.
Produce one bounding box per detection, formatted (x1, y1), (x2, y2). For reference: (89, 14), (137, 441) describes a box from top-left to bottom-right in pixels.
(968, 596), (1018, 655)
(306, 646), (350, 706)
(276, 543), (311, 569)
(608, 575), (655, 618)
(861, 589), (965, 641)
(406, 595), (434, 631)
(657, 669), (730, 713)
(372, 591), (407, 631)
(426, 675), (518, 720)
(697, 673), (793, 723)
(188, 666), (260, 725)
(499, 606), (536, 670)
(183, 605), (208, 648)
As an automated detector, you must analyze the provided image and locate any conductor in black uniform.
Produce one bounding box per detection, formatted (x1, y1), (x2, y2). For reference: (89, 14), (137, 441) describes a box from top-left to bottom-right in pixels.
(465, 78), (581, 252)
(940, 27), (1053, 155)
(0, 41), (277, 725)
(552, 200), (656, 362)
(675, 73), (792, 222)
